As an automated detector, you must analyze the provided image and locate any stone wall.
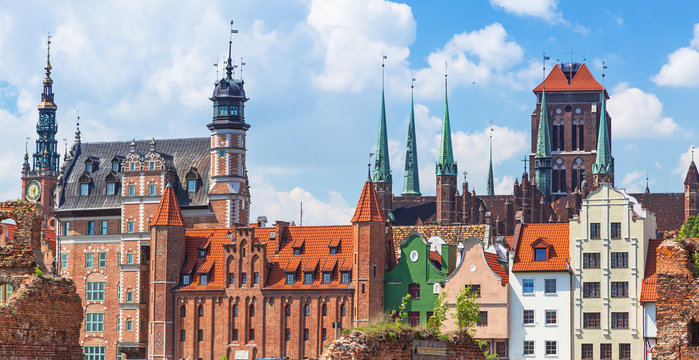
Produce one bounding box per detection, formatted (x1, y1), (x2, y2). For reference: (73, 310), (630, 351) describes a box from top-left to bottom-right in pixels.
(321, 328), (485, 360)
(654, 238), (699, 360)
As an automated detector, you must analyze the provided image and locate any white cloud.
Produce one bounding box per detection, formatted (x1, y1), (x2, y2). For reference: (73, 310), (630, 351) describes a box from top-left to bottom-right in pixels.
(620, 170), (644, 193)
(495, 175), (515, 195)
(673, 145), (696, 182)
(489, 0), (562, 23)
(653, 23), (699, 87)
(607, 83), (678, 138)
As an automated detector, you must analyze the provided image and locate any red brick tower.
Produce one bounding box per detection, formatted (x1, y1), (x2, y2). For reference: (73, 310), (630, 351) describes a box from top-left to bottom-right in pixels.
(147, 184), (186, 360)
(684, 159), (699, 221)
(351, 181), (387, 327)
(207, 38), (250, 227)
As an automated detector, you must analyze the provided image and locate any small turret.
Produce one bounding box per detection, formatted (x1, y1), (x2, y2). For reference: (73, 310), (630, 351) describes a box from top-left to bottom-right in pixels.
(534, 88), (552, 202)
(592, 96), (614, 187)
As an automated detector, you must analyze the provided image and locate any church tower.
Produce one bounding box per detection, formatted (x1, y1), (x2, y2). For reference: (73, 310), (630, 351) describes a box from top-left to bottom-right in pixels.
(372, 60), (392, 216)
(21, 36), (60, 230)
(207, 34), (250, 227)
(401, 78), (420, 197)
(486, 128), (495, 196)
(534, 88), (552, 202)
(436, 74), (457, 225)
(591, 96), (614, 187)
(684, 158), (699, 221)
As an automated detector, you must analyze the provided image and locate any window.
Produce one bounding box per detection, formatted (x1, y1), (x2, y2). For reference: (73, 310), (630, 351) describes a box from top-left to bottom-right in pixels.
(523, 310), (534, 324)
(117, 316), (120, 332)
(600, 343), (612, 359)
(286, 273), (295, 285)
(199, 274), (208, 285)
(523, 341), (534, 355)
(129, 163), (135, 171)
(285, 305), (290, 317)
(80, 183), (89, 196)
(341, 304), (346, 316)
(590, 223), (601, 239)
(198, 329), (203, 341)
(233, 305), (238, 317)
(322, 272), (332, 284)
(198, 306), (204, 317)
(619, 343), (631, 359)
(249, 304), (255, 317)
(545, 341), (557, 355)
(304, 304), (310, 316)
(5, 284), (11, 297)
(230, 106), (239, 115)
(101, 221), (108, 235)
(534, 247), (547, 261)
(329, 247), (338, 255)
(522, 279), (534, 294)
(583, 313), (601, 328)
(611, 222), (621, 239)
(468, 284), (481, 297)
(112, 162), (119, 172)
(106, 182), (116, 195)
(149, 184), (156, 196)
(149, 162), (155, 170)
(304, 272), (313, 284)
(611, 312), (629, 329)
(87, 221), (95, 235)
(61, 253), (68, 268)
(253, 272), (259, 285)
(241, 273), (247, 284)
(408, 283), (420, 299)
(285, 329), (290, 341)
(126, 320), (133, 331)
(408, 311), (420, 327)
(322, 328), (327, 341)
(85, 253), (94, 268)
(63, 222), (70, 236)
(611, 252), (628, 268)
(181, 306), (186, 317)
(187, 179), (197, 192)
(693, 320), (699, 346)
(341, 271), (350, 283)
(583, 253), (600, 268)
(180, 329), (186, 341)
(478, 311), (488, 326)
(182, 274), (191, 285)
(293, 247), (302, 256)
(304, 328), (309, 341)
(581, 344), (594, 359)
(228, 273), (235, 285)
(126, 291), (133, 302)
(97, 252), (107, 268)
(544, 279), (556, 294)
(117, 252), (121, 265)
(249, 329), (255, 341)
(128, 184), (135, 196)
(583, 282), (600, 297)
(86, 312), (104, 332)
(611, 282), (628, 297)
(127, 221), (134, 233)
(84, 346), (106, 360)
(232, 329), (238, 341)
(322, 304), (327, 316)
(86, 163), (93, 172)
(545, 310), (557, 325)
(127, 253), (134, 264)
(198, 249), (206, 257)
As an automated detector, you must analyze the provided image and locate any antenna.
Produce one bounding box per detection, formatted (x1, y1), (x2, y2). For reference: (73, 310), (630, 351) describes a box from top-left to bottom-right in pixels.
(214, 62), (219, 80)
(368, 152), (375, 181)
(521, 157), (529, 174)
(300, 201), (303, 227)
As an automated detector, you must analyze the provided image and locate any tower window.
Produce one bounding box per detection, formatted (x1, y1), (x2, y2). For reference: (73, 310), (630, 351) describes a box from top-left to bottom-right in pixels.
(128, 185), (135, 196)
(86, 163), (92, 172)
(149, 184), (156, 196)
(112, 162), (119, 172)
(230, 106), (239, 115)
(129, 163), (135, 171)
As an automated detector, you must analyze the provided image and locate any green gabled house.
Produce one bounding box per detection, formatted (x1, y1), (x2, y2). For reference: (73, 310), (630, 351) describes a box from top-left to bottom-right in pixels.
(384, 233), (456, 326)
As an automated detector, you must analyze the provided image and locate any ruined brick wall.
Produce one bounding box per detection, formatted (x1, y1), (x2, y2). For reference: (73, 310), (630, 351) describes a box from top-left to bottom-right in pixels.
(321, 329), (485, 360)
(654, 238), (699, 360)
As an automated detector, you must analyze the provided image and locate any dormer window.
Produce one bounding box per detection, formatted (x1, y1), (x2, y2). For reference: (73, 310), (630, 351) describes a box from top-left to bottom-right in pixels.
(106, 173), (118, 196)
(198, 249), (206, 258)
(535, 248), (547, 261)
(186, 168), (200, 193)
(532, 238), (551, 261)
(293, 248), (302, 256)
(292, 238), (304, 256)
(85, 163), (92, 172)
(112, 162), (119, 172)
(79, 174), (91, 196)
(187, 179), (196, 192)
(329, 247), (338, 255)
(199, 274), (208, 286)
(182, 274), (191, 285)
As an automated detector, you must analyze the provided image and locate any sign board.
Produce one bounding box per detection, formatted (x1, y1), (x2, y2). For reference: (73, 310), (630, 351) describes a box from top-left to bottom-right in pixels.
(234, 350), (249, 360)
(412, 340), (446, 360)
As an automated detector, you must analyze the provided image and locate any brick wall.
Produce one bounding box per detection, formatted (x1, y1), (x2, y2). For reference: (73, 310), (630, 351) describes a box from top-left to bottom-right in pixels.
(654, 238), (699, 360)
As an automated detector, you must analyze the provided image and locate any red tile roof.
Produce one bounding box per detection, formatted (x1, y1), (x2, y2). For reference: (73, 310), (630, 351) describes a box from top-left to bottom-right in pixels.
(351, 182), (386, 223)
(512, 223), (570, 272)
(533, 63), (607, 94)
(179, 228), (229, 291)
(484, 251), (509, 285)
(151, 185), (186, 227)
(640, 239), (663, 303)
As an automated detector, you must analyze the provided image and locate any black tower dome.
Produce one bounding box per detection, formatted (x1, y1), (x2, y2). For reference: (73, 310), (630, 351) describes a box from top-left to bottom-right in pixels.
(208, 39), (248, 131)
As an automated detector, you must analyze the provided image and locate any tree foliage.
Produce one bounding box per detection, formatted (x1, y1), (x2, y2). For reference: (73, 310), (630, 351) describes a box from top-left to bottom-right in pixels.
(452, 285), (480, 334)
(393, 293), (412, 325)
(426, 290), (449, 334)
(679, 215), (699, 238)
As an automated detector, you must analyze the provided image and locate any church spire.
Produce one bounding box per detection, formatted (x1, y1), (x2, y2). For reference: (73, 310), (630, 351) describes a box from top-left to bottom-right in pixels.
(534, 87), (552, 202)
(486, 127), (494, 196)
(402, 76), (420, 196)
(436, 69), (457, 176)
(592, 96), (613, 176)
(372, 57), (391, 183)
(33, 35), (60, 172)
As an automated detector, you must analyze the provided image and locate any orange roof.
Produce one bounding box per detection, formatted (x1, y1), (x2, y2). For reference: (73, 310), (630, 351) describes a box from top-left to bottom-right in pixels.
(303, 258), (319, 272)
(484, 252), (509, 285)
(151, 185), (186, 227)
(512, 223), (570, 272)
(328, 237), (341, 248)
(640, 239), (663, 303)
(179, 229), (227, 291)
(321, 258), (337, 272)
(284, 258), (301, 273)
(533, 63), (607, 95)
(351, 181), (386, 223)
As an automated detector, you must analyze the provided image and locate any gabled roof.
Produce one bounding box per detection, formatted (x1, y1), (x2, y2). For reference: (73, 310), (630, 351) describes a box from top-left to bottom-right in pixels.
(533, 63), (607, 95)
(640, 239), (663, 303)
(512, 223), (569, 272)
(484, 251), (509, 285)
(685, 161), (699, 185)
(151, 185), (186, 227)
(351, 181), (386, 223)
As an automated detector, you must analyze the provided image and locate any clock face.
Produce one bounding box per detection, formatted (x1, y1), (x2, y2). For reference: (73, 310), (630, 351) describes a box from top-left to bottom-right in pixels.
(25, 180), (41, 201)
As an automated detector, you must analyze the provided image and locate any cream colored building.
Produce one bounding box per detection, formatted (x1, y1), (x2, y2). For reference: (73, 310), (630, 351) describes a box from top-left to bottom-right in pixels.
(570, 184), (657, 360)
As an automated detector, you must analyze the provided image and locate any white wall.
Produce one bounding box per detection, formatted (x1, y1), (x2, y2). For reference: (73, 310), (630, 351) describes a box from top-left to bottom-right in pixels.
(644, 302), (656, 338)
(508, 271), (571, 360)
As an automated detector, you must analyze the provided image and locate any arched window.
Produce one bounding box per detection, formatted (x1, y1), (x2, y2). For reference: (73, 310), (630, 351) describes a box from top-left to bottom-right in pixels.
(249, 304), (255, 317)
(79, 174), (91, 196)
(577, 119), (584, 150)
(105, 172), (118, 196)
(572, 119), (578, 150)
(186, 167), (200, 193)
(340, 304), (346, 316)
(233, 304), (238, 317)
(322, 303), (327, 316)
(304, 304), (310, 316)
(571, 158), (585, 191)
(198, 306), (204, 317)
(552, 159), (567, 193)
(285, 304), (290, 317)
(181, 306), (186, 317)
(552, 120), (559, 151)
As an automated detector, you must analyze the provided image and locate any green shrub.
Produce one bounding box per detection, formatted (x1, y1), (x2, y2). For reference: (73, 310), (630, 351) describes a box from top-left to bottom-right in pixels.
(426, 290), (448, 334)
(452, 285), (480, 335)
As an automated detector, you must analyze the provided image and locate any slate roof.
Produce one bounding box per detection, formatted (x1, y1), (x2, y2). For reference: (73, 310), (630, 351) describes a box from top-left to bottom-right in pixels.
(630, 193), (684, 233)
(685, 161), (699, 185)
(640, 239), (663, 303)
(57, 138), (210, 210)
(391, 201), (436, 226)
(512, 223), (569, 272)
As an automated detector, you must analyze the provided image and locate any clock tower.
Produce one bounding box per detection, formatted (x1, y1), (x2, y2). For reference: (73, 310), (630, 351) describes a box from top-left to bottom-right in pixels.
(21, 37), (60, 232)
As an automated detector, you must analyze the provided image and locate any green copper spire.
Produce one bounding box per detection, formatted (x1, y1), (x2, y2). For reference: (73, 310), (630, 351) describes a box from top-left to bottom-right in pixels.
(436, 73), (457, 176)
(592, 96), (613, 175)
(402, 78), (420, 195)
(372, 59), (392, 183)
(534, 88), (552, 202)
(486, 128), (494, 196)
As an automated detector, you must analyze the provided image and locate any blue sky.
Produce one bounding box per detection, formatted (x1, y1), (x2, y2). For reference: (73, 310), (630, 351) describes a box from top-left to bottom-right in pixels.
(1, 0), (698, 225)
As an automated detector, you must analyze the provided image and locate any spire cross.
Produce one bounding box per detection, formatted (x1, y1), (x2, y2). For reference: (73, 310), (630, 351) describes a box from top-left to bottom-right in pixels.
(463, 171), (468, 180)
(411, 72), (415, 89)
(225, 20), (239, 80)
(521, 157), (528, 173)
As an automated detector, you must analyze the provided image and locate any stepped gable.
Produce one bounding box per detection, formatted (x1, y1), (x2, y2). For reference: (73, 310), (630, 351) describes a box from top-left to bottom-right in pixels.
(151, 184), (186, 227)
(352, 181), (386, 223)
(512, 223), (569, 272)
(640, 239), (663, 303)
(56, 137), (210, 210)
(631, 193), (684, 233)
(484, 251), (508, 285)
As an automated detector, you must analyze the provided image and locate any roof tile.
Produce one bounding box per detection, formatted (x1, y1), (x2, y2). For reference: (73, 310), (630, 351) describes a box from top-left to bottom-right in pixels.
(484, 252), (509, 285)
(512, 223), (570, 272)
(640, 239), (663, 302)
(351, 182), (385, 223)
(151, 185), (186, 227)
